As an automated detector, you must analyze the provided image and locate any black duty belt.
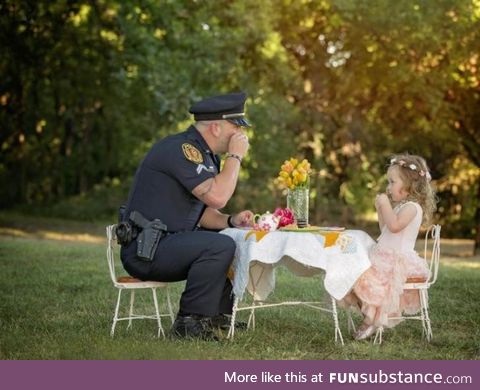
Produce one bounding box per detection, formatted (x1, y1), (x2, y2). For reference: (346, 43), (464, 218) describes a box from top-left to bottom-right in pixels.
(115, 211), (168, 261)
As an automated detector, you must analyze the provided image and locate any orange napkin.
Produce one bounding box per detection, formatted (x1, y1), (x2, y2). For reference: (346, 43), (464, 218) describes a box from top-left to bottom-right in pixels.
(317, 231), (341, 247)
(245, 230), (269, 242)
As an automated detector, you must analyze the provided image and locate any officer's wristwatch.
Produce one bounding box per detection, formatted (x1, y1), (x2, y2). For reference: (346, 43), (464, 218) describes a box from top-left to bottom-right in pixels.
(227, 215), (236, 228)
(225, 153), (242, 163)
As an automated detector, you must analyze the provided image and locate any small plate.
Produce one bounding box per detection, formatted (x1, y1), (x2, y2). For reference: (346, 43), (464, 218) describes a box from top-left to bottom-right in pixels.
(316, 226), (346, 231)
(279, 225), (346, 232)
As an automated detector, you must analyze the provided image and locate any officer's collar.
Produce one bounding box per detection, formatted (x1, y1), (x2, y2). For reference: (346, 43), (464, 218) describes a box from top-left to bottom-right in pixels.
(186, 125), (214, 155)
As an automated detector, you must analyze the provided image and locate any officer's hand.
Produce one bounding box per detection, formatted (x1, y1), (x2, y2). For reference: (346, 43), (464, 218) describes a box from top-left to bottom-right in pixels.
(232, 210), (254, 227)
(228, 132), (249, 157)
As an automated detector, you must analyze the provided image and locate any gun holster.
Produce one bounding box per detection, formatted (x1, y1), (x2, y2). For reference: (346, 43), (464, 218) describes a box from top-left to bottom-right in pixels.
(129, 211), (168, 262)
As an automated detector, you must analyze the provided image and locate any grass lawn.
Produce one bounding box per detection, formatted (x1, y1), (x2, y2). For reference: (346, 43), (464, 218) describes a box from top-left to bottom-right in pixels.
(0, 214), (479, 360)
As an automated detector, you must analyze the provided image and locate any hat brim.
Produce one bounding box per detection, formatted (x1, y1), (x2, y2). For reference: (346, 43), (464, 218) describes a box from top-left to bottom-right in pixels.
(227, 117), (251, 128)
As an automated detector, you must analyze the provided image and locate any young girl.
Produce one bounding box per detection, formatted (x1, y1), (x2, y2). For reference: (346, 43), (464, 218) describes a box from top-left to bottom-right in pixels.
(351, 153), (437, 340)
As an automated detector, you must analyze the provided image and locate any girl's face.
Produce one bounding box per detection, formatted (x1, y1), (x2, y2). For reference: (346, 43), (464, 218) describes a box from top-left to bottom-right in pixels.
(386, 166), (409, 202)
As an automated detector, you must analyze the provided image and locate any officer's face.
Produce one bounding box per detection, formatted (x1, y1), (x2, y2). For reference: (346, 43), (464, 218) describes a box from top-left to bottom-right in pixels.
(218, 120), (244, 150)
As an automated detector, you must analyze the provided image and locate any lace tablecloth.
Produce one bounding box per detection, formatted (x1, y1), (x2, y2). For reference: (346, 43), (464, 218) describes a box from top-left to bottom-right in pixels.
(220, 228), (375, 301)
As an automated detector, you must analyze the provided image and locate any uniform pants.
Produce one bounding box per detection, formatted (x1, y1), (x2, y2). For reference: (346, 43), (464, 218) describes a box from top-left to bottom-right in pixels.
(121, 231), (236, 317)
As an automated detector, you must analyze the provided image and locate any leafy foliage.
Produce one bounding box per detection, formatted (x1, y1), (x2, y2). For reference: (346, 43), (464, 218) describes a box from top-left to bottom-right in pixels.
(1, 0), (479, 243)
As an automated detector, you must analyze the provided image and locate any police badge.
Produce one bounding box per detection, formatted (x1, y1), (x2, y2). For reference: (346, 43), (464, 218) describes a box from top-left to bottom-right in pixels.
(182, 143), (203, 164)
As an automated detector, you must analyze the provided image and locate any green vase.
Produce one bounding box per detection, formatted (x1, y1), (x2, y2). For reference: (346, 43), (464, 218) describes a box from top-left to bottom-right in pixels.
(287, 187), (309, 228)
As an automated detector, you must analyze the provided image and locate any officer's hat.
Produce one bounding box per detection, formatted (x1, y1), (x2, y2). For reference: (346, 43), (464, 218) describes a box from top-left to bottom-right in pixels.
(189, 92), (251, 127)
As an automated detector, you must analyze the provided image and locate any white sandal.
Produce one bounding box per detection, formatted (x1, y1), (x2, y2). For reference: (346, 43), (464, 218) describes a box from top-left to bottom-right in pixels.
(354, 324), (377, 340)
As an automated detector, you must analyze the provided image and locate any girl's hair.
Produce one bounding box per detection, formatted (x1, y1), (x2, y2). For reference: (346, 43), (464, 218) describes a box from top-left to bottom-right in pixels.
(388, 153), (437, 225)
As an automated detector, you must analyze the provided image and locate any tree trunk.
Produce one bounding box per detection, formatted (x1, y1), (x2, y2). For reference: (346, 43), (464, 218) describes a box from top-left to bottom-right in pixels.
(475, 178), (480, 252)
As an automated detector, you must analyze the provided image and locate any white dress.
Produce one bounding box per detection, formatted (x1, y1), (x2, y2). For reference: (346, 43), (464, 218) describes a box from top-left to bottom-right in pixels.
(353, 201), (430, 328)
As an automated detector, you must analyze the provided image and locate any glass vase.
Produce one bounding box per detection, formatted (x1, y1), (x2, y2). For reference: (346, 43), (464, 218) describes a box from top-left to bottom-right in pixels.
(287, 187), (309, 228)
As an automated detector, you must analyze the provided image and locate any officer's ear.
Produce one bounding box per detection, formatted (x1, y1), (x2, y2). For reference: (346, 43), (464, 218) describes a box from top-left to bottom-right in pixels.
(209, 121), (222, 138)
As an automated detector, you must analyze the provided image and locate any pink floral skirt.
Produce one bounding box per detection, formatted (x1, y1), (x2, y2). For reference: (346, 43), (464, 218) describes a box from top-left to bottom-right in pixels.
(352, 244), (430, 328)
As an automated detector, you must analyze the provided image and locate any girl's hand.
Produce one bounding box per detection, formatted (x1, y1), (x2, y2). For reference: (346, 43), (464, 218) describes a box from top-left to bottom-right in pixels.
(375, 193), (390, 209)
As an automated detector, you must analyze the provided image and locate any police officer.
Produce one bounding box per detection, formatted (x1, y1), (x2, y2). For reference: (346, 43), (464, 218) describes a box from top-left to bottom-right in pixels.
(120, 92), (253, 340)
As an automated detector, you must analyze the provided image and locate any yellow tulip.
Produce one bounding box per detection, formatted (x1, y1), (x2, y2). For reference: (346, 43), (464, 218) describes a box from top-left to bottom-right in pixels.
(282, 162), (294, 173)
(298, 159), (308, 167)
(277, 157), (312, 190)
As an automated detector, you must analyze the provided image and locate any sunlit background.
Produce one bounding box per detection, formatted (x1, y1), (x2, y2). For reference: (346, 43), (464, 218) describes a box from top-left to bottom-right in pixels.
(1, 0), (479, 248)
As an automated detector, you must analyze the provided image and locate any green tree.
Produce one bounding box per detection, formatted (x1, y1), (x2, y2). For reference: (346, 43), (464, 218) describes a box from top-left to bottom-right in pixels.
(274, 0), (480, 244)
(1, 0), (479, 248)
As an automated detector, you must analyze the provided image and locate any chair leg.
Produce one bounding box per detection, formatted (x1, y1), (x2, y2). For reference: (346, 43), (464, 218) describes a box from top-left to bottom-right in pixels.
(331, 296), (344, 345)
(227, 296), (239, 340)
(419, 289), (427, 337)
(111, 289), (123, 337)
(127, 290), (135, 330)
(373, 326), (383, 344)
(421, 290), (432, 341)
(166, 287), (175, 325)
(247, 301), (256, 330)
(347, 310), (356, 334)
(152, 288), (165, 338)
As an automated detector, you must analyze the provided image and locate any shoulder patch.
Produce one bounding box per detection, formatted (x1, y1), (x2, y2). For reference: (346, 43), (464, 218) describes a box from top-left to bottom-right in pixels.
(182, 143), (203, 164)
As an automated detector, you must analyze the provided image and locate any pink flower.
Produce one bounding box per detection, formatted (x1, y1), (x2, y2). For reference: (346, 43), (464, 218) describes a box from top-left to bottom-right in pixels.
(273, 207), (294, 227)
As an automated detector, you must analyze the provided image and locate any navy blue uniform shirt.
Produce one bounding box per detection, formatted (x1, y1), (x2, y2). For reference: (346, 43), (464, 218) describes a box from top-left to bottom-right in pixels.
(125, 125), (220, 232)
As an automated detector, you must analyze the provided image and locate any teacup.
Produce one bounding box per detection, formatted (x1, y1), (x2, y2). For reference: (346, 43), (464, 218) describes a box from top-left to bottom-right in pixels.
(253, 212), (280, 232)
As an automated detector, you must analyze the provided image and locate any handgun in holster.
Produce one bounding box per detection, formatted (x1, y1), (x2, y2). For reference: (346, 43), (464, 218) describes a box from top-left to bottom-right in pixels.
(129, 211), (168, 262)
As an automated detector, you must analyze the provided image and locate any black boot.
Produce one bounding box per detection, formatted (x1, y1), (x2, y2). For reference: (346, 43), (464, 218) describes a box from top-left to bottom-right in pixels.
(211, 314), (247, 330)
(172, 315), (218, 341)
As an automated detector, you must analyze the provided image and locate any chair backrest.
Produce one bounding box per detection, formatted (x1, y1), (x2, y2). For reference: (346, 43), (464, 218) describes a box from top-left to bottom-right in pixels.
(106, 224), (119, 285)
(424, 224), (441, 285)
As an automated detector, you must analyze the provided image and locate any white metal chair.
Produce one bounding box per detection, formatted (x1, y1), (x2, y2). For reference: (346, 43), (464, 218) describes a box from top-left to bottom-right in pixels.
(373, 224), (441, 344)
(106, 224), (175, 338)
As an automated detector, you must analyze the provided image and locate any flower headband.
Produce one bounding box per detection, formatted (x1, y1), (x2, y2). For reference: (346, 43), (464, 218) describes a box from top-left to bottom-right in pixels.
(390, 158), (432, 181)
